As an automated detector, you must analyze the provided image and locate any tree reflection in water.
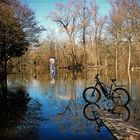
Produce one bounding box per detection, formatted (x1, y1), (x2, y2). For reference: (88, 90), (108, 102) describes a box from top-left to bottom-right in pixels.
(0, 79), (46, 139)
(0, 87), (30, 128)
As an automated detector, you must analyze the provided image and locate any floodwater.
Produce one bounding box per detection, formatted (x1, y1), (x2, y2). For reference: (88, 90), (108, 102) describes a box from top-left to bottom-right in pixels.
(0, 68), (140, 140)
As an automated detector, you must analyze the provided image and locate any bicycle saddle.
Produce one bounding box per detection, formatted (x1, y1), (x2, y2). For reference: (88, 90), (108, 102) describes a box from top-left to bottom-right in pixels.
(110, 79), (116, 82)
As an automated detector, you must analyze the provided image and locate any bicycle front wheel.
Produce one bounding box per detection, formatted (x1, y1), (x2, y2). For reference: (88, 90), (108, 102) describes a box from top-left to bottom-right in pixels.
(83, 87), (101, 104)
(112, 88), (130, 106)
(83, 103), (100, 121)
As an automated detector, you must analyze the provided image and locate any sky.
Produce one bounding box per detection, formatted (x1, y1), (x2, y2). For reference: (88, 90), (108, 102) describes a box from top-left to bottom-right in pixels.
(21, 0), (111, 39)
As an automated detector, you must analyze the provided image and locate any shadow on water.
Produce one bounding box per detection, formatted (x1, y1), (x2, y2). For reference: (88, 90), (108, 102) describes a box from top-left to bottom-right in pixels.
(0, 76), (46, 140)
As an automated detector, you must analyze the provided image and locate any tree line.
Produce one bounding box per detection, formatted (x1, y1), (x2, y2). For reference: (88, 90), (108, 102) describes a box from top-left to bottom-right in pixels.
(2, 0), (140, 75)
(43, 0), (139, 73)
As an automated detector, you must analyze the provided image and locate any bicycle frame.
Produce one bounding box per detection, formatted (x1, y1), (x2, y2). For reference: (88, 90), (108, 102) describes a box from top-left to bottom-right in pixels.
(93, 76), (116, 98)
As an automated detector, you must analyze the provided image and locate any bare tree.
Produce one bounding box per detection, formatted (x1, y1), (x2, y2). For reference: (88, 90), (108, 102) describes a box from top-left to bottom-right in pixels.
(49, 0), (81, 68)
(108, 0), (125, 79)
(121, 0), (140, 71)
(89, 0), (106, 68)
(79, 0), (90, 63)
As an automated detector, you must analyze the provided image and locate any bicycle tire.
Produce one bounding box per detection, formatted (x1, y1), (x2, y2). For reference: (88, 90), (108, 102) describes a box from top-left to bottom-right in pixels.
(83, 87), (101, 104)
(83, 103), (100, 121)
(112, 88), (130, 106)
(112, 105), (131, 121)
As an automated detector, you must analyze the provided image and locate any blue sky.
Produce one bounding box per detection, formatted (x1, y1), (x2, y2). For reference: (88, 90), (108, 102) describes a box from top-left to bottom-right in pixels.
(21, 0), (67, 29)
(21, 0), (111, 39)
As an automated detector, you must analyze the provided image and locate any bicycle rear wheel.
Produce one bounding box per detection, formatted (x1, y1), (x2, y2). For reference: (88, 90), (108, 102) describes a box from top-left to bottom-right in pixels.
(112, 88), (130, 106)
(83, 87), (101, 104)
(112, 105), (131, 121)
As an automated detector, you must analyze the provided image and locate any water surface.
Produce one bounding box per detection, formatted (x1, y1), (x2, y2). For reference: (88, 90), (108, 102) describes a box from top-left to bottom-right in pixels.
(0, 69), (140, 139)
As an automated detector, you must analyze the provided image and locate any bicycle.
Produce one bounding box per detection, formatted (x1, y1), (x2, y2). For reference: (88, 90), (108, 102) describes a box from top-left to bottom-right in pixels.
(83, 73), (130, 105)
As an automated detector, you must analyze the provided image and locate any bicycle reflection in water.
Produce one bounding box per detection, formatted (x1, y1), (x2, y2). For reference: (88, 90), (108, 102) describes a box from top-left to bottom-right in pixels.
(83, 102), (131, 132)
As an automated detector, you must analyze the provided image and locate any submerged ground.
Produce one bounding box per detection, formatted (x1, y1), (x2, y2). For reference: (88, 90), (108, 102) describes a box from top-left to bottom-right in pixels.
(0, 69), (140, 140)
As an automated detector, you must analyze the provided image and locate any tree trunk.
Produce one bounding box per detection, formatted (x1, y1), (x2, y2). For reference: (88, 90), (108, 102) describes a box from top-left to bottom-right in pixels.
(115, 43), (118, 80)
(70, 38), (77, 68)
(105, 55), (109, 81)
(0, 60), (8, 100)
(127, 38), (131, 100)
(128, 68), (132, 101)
(97, 43), (100, 72)
(128, 40), (131, 72)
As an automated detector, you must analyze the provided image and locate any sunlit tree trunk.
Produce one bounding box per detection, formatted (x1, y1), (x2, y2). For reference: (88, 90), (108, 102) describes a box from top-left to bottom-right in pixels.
(105, 55), (109, 81)
(128, 37), (131, 72)
(128, 67), (132, 101)
(115, 43), (118, 80)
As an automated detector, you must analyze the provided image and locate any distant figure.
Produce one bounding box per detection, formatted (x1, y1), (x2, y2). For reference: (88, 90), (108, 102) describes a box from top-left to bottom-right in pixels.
(34, 75), (37, 79)
(50, 57), (56, 77)
(50, 58), (57, 85)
